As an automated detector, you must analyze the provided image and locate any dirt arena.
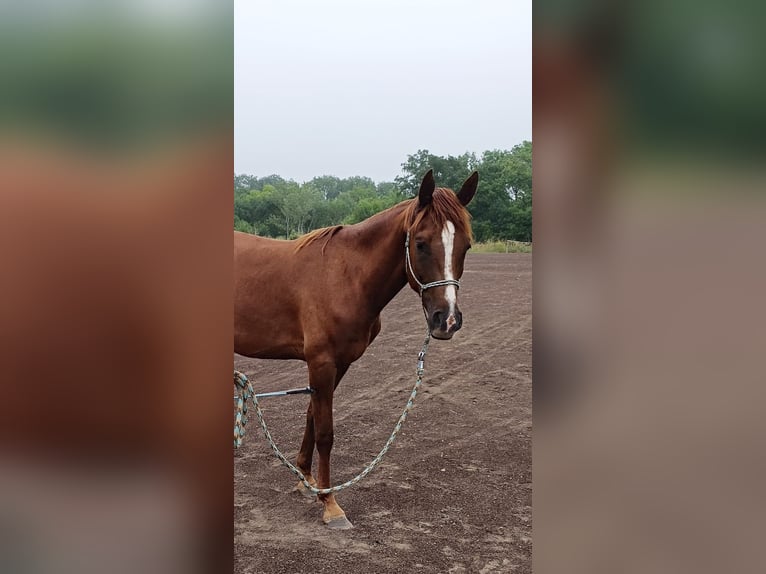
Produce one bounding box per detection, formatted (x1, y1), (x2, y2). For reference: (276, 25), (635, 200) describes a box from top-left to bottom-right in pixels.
(234, 253), (531, 574)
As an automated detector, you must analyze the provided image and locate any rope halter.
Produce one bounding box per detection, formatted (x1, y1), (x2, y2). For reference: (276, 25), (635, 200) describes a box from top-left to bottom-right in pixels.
(405, 230), (461, 297)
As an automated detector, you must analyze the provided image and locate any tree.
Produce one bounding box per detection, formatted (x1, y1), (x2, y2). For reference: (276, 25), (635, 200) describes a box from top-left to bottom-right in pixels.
(277, 184), (321, 237)
(232, 141), (532, 242)
(468, 142), (532, 241)
(234, 216), (254, 234)
(254, 174), (288, 189)
(234, 185), (283, 235)
(308, 175), (344, 201)
(234, 174), (258, 194)
(343, 194), (399, 224)
(395, 150), (478, 197)
(376, 181), (403, 199)
(480, 142), (532, 241)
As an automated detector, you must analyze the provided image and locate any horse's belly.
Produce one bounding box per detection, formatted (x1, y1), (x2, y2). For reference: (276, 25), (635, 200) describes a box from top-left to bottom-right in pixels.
(234, 307), (304, 360)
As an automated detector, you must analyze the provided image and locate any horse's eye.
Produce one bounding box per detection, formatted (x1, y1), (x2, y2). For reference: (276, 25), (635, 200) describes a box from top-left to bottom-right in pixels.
(416, 241), (427, 253)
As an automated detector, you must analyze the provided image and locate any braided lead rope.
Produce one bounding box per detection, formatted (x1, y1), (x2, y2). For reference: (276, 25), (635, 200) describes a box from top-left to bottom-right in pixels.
(233, 371), (255, 448)
(405, 231), (461, 296)
(234, 330), (431, 495)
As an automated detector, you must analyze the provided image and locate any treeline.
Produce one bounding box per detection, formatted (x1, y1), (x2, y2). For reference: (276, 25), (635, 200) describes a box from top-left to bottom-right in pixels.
(234, 141), (531, 242)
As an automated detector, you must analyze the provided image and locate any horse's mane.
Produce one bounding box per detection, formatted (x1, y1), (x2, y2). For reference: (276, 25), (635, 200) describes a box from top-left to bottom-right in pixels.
(293, 225), (343, 253)
(294, 187), (472, 254)
(399, 187), (473, 240)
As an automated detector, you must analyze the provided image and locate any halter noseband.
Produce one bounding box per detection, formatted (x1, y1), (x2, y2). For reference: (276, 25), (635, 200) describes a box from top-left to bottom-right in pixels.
(405, 231), (461, 297)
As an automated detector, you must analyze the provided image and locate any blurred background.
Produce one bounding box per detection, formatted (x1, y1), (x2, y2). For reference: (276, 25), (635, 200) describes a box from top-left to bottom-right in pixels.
(534, 1), (766, 573)
(0, 2), (233, 573)
(4, 0), (766, 571)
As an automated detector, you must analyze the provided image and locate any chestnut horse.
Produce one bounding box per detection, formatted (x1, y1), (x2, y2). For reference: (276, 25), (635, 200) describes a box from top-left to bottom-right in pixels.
(234, 169), (478, 529)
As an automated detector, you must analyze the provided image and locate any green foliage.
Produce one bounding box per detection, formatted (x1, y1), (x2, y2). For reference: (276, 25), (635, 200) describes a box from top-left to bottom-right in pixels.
(469, 142), (532, 242)
(395, 150), (479, 197)
(234, 217), (255, 234)
(233, 141), (532, 241)
(344, 194), (400, 225)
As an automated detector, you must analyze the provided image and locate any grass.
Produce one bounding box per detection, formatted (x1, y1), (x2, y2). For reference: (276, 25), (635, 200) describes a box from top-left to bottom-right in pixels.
(471, 240), (532, 253)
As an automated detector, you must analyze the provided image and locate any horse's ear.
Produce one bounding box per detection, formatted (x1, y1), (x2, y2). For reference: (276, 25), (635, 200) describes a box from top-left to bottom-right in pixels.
(418, 169), (435, 208)
(457, 171), (479, 206)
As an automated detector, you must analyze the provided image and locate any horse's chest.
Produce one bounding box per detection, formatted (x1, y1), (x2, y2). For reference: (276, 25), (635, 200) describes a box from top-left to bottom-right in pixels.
(334, 317), (381, 364)
(302, 315), (378, 365)
(335, 338), (369, 365)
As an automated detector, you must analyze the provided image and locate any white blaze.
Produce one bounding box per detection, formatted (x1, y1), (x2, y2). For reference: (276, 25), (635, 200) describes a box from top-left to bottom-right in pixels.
(441, 221), (457, 326)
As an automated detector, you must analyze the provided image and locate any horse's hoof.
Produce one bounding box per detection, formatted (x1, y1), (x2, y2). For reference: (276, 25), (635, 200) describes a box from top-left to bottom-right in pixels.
(324, 515), (354, 530)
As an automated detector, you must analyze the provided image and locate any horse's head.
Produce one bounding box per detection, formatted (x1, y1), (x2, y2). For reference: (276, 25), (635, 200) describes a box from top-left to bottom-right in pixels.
(405, 169), (478, 340)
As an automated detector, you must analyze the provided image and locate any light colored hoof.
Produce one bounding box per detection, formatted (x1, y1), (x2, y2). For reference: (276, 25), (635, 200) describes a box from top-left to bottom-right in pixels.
(324, 514), (354, 530)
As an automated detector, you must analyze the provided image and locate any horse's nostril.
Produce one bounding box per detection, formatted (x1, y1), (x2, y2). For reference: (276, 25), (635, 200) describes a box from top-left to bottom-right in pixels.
(432, 310), (444, 327)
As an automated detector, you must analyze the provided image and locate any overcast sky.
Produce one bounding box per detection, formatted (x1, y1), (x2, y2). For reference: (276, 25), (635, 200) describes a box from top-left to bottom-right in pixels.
(235, 0), (531, 183)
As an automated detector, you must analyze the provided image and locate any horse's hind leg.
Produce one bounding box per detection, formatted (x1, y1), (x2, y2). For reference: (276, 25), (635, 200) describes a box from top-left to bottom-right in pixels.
(308, 358), (353, 529)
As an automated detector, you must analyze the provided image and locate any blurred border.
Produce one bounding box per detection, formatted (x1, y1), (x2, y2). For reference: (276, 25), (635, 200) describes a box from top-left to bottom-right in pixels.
(534, 2), (766, 573)
(0, 3), (233, 573)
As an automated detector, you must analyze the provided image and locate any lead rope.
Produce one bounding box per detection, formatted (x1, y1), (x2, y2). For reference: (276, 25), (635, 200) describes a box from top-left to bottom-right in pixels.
(233, 329), (431, 495)
(233, 372), (254, 449)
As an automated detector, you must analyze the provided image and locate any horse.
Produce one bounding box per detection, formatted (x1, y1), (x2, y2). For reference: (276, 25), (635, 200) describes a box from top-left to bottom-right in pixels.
(234, 169), (478, 529)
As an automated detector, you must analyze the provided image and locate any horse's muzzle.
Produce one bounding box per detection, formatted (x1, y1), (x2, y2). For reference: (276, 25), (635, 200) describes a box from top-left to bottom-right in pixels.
(429, 308), (462, 339)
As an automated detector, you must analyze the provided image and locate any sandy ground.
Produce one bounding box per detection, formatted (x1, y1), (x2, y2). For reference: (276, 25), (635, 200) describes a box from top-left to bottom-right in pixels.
(234, 253), (531, 573)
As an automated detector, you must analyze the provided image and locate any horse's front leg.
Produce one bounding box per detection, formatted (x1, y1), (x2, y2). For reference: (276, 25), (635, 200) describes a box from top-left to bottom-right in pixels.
(295, 363), (349, 500)
(294, 401), (318, 499)
(308, 358), (353, 529)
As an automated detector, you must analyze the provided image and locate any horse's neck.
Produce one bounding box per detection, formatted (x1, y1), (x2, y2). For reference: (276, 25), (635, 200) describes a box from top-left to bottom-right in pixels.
(350, 206), (410, 317)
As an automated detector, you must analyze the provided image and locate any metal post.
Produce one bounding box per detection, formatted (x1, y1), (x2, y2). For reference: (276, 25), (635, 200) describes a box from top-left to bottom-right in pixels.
(254, 387), (313, 399)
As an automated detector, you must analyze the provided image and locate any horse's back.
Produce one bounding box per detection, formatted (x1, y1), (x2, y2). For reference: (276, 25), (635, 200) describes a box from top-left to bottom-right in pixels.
(234, 230), (294, 273)
(234, 229), (285, 255)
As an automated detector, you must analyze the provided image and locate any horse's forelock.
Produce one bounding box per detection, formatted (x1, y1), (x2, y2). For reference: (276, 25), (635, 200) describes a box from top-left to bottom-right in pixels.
(401, 187), (473, 241)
